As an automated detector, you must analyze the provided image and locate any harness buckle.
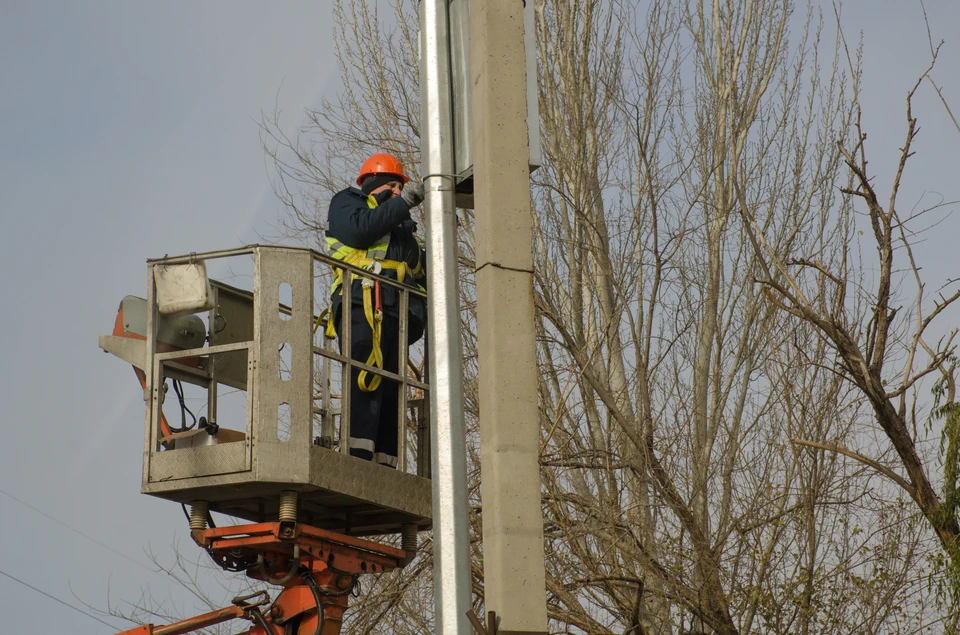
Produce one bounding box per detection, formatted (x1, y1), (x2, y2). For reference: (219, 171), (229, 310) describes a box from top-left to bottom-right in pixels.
(365, 261), (383, 275)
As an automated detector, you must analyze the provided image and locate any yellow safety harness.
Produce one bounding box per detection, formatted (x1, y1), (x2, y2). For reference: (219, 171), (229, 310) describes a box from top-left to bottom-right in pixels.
(315, 194), (424, 392)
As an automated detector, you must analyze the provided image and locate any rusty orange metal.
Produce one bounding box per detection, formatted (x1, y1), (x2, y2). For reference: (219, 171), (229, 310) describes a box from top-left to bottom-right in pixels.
(151, 605), (247, 635)
(115, 605), (247, 635)
(266, 571), (349, 635)
(117, 522), (405, 635)
(195, 522), (405, 575)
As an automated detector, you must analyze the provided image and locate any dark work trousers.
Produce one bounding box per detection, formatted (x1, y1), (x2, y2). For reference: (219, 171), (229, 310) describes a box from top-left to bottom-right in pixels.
(337, 304), (401, 467)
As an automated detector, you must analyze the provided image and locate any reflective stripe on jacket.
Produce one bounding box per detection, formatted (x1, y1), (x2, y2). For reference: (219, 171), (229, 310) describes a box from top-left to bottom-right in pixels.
(325, 187), (427, 343)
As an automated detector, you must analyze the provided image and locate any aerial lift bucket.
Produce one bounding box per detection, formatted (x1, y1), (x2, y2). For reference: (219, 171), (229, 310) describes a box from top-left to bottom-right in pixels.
(101, 248), (432, 635)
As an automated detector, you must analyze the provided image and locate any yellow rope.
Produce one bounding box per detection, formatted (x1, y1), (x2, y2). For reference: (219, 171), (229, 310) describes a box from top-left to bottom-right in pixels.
(322, 257), (422, 392)
(357, 280), (383, 392)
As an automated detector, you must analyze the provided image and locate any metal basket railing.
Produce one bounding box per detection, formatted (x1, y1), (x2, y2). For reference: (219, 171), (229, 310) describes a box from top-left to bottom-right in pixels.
(141, 245), (431, 480)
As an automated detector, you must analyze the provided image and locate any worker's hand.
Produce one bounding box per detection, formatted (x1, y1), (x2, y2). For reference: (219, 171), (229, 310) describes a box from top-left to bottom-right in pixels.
(374, 189), (395, 205)
(401, 181), (424, 208)
(402, 219), (419, 234)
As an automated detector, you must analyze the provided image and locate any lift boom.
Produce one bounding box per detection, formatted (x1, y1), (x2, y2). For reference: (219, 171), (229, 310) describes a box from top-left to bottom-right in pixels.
(117, 521), (406, 635)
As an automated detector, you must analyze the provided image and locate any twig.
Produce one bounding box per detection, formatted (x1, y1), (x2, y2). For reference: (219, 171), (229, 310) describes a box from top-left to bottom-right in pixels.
(789, 438), (916, 496)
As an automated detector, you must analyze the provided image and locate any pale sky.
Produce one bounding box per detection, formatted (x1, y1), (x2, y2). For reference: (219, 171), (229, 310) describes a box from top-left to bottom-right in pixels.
(0, 3), (338, 633)
(1, 2), (959, 634)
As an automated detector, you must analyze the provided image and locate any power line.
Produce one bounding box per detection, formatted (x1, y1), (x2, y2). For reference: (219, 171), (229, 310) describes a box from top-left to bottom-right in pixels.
(0, 567), (122, 630)
(0, 487), (156, 573)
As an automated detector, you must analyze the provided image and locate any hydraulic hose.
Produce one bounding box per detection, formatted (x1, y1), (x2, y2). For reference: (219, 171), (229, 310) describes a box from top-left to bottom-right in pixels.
(256, 545), (301, 585)
(301, 569), (325, 635)
(251, 607), (273, 634)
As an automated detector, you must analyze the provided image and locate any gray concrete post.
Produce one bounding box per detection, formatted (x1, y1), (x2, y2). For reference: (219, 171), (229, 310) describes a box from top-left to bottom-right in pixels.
(470, 0), (549, 631)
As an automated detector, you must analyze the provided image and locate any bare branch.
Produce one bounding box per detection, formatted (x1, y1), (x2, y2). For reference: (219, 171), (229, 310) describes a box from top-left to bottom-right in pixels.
(789, 438), (916, 496)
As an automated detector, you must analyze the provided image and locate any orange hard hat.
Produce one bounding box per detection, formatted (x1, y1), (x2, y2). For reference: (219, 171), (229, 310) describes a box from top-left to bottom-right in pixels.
(356, 153), (410, 186)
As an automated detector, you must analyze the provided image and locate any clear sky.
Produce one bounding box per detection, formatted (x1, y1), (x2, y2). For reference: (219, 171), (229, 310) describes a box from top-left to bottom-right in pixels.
(1, 2), (959, 634)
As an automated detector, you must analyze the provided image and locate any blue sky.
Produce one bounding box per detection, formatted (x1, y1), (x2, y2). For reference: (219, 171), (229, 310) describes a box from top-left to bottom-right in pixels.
(1, 2), (959, 634)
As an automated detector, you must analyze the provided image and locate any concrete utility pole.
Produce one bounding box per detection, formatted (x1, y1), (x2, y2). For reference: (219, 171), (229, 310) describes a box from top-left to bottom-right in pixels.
(419, 1), (473, 634)
(471, 0), (549, 632)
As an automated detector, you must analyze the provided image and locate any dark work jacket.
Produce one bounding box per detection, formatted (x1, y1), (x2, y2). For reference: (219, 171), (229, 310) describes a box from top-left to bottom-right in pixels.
(326, 186), (427, 344)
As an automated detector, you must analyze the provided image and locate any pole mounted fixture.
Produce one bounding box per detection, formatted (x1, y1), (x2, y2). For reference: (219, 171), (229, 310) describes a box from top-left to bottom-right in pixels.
(447, 0), (541, 210)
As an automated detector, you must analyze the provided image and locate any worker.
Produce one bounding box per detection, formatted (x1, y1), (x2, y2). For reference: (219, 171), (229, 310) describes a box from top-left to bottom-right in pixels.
(326, 152), (427, 467)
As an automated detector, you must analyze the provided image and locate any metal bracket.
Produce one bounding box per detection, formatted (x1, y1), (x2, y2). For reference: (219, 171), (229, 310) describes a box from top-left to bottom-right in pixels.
(232, 589), (270, 609)
(466, 610), (548, 635)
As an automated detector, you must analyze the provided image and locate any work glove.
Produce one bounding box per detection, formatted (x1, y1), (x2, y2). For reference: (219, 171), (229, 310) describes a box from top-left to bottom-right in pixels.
(401, 181), (425, 208)
(401, 219), (419, 234)
(374, 188), (395, 205)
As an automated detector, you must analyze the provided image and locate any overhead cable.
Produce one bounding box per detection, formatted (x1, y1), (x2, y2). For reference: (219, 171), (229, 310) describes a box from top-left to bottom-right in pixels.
(0, 487), (155, 573)
(0, 567), (122, 630)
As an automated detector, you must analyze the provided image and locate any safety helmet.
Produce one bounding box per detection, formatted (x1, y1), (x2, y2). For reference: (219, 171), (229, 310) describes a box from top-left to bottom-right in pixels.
(356, 152), (410, 186)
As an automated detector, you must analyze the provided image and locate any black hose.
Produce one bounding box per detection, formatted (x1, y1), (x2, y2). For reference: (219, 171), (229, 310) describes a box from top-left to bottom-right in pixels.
(301, 569), (325, 635)
(251, 607), (272, 634)
(320, 567), (359, 598)
(171, 379), (197, 432)
(180, 508), (249, 573)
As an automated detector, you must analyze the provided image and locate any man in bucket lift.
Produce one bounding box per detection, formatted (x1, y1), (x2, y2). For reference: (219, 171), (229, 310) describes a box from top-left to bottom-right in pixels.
(326, 153), (427, 467)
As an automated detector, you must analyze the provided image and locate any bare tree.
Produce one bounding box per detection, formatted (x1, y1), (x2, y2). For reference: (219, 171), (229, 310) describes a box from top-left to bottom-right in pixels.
(96, 540), (263, 635)
(530, 0), (934, 632)
(737, 27), (960, 628)
(126, 1), (955, 634)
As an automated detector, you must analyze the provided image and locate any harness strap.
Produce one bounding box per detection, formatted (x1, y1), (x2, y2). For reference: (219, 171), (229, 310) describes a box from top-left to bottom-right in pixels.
(323, 194), (424, 393)
(330, 255), (414, 293)
(357, 275), (383, 392)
